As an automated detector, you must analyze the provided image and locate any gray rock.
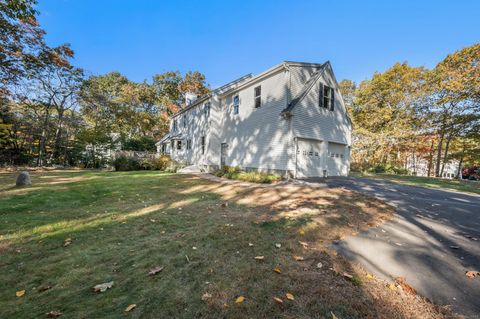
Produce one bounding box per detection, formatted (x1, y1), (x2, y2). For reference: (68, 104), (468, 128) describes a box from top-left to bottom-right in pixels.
(16, 171), (31, 187)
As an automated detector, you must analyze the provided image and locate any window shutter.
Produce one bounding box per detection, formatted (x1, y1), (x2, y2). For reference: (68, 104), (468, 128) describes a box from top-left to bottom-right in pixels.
(319, 82), (324, 108)
(330, 88), (335, 111)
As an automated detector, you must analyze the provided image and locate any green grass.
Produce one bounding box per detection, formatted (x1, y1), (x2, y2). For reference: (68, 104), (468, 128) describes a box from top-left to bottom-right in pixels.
(0, 170), (453, 318)
(350, 171), (480, 194)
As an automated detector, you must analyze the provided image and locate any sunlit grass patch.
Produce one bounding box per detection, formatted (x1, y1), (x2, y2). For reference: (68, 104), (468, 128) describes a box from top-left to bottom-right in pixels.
(0, 170), (456, 318)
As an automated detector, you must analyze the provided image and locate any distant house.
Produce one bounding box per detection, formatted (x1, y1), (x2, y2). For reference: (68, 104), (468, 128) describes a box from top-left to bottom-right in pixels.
(156, 61), (352, 178)
(406, 155), (461, 179)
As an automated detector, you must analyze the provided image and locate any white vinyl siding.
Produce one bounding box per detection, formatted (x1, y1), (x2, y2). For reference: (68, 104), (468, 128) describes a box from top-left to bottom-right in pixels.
(162, 62), (351, 177)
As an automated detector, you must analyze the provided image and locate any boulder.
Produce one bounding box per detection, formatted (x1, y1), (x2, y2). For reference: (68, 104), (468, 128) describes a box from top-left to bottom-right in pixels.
(16, 171), (31, 187)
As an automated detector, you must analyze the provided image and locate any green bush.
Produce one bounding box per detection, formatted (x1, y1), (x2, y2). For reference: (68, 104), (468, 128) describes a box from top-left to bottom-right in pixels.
(112, 156), (142, 171)
(215, 166), (282, 184)
(149, 155), (172, 171)
(365, 164), (408, 175)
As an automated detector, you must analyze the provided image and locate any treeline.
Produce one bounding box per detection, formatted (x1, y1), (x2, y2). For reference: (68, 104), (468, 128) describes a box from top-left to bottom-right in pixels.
(0, 0), (209, 167)
(340, 43), (480, 177)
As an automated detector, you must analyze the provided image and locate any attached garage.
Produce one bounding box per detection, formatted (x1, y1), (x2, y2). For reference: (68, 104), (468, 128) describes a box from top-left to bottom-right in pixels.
(327, 142), (349, 176)
(295, 138), (326, 178)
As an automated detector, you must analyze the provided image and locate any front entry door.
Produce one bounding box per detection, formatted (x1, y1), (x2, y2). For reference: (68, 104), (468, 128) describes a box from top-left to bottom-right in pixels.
(220, 143), (228, 168)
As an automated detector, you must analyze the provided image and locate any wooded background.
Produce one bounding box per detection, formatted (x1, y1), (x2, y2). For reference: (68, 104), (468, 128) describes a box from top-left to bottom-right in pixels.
(1, 0), (479, 175)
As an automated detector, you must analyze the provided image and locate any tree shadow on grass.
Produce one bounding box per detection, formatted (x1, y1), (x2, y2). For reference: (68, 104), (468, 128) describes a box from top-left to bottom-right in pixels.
(0, 172), (456, 318)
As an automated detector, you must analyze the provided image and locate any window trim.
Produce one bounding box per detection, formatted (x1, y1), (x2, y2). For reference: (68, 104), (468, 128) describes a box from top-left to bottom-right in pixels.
(233, 94), (239, 115)
(319, 83), (335, 111)
(254, 86), (261, 108)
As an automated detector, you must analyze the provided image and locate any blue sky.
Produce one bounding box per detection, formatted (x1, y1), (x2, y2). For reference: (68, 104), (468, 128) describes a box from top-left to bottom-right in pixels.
(37, 0), (480, 88)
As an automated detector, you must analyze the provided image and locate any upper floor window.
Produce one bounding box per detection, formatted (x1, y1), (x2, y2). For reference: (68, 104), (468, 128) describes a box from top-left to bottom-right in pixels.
(177, 140), (182, 150)
(186, 139), (192, 150)
(173, 119), (178, 132)
(204, 102), (210, 117)
(201, 136), (205, 154)
(254, 86), (261, 108)
(183, 114), (187, 128)
(233, 95), (239, 115)
(320, 83), (334, 111)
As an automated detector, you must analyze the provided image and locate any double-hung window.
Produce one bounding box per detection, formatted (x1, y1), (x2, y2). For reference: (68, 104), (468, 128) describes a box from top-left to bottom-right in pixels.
(183, 114), (187, 128)
(319, 83), (334, 111)
(233, 95), (239, 115)
(204, 102), (210, 117)
(254, 86), (261, 108)
(186, 139), (192, 150)
(177, 140), (182, 150)
(201, 136), (205, 154)
(173, 119), (177, 132)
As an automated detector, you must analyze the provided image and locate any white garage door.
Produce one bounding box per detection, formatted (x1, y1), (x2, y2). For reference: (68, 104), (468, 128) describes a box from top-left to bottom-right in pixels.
(296, 139), (325, 178)
(327, 142), (348, 176)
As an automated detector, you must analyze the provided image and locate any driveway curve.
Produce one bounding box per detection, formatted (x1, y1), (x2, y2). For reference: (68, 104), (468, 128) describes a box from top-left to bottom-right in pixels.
(306, 176), (480, 318)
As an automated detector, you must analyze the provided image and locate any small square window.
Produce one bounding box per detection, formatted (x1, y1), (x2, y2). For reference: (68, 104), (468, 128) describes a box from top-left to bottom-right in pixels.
(315, 152), (319, 156)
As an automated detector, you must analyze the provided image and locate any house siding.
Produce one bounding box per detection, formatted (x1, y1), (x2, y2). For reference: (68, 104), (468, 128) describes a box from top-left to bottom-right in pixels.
(217, 70), (293, 173)
(159, 62), (352, 177)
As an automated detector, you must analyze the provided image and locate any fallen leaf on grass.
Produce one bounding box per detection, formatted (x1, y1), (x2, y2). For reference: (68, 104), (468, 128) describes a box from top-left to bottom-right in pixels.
(465, 271), (480, 279)
(293, 255), (304, 261)
(93, 281), (114, 292)
(273, 297), (283, 304)
(235, 296), (245, 304)
(46, 310), (63, 317)
(366, 273), (374, 280)
(298, 229), (305, 236)
(125, 304), (136, 312)
(254, 256), (264, 260)
(343, 272), (353, 279)
(16, 290), (25, 297)
(273, 267), (282, 274)
(201, 292), (212, 301)
(387, 283), (396, 291)
(148, 266), (164, 276)
(248, 243), (254, 247)
(275, 243), (281, 248)
(316, 262), (323, 269)
(286, 293), (294, 300)
(299, 241), (308, 248)
(39, 285), (52, 292)
(63, 238), (72, 247)
(395, 277), (416, 295)
(331, 311), (338, 319)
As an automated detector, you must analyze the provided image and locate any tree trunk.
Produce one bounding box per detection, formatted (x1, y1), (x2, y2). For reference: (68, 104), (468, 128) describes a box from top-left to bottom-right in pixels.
(52, 109), (65, 162)
(435, 132), (444, 177)
(427, 139), (435, 177)
(37, 108), (50, 166)
(440, 135), (451, 177)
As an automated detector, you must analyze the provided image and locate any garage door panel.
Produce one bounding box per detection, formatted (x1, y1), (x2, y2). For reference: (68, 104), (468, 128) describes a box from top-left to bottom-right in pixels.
(296, 139), (325, 178)
(327, 142), (348, 176)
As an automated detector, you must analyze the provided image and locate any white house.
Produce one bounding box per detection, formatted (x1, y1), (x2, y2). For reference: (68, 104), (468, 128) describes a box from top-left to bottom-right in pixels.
(406, 154), (461, 179)
(156, 61), (352, 178)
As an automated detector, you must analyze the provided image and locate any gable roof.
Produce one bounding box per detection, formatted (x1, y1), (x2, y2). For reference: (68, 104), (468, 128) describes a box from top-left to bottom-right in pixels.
(281, 61), (353, 125)
(281, 62), (328, 114)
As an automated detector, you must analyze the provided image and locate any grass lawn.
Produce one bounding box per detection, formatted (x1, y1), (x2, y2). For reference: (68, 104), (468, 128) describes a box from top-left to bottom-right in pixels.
(0, 170), (456, 318)
(350, 172), (480, 195)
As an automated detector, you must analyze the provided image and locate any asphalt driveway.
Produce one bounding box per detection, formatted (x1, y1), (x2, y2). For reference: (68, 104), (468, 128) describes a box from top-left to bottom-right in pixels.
(306, 176), (480, 318)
